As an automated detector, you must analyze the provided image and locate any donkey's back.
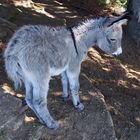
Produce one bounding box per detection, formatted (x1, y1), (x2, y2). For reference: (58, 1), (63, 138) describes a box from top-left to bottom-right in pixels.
(5, 25), (74, 85)
(5, 25), (72, 60)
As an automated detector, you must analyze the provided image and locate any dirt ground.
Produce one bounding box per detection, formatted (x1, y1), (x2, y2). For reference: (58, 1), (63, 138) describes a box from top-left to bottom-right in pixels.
(0, 0), (140, 140)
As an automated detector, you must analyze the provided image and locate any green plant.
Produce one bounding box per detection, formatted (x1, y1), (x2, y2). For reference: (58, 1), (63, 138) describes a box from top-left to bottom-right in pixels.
(118, 0), (127, 5)
(0, 130), (7, 139)
(97, 0), (110, 5)
(97, 0), (127, 6)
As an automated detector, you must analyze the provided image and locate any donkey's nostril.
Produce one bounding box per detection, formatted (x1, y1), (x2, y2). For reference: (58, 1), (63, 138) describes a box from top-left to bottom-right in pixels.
(110, 38), (116, 42)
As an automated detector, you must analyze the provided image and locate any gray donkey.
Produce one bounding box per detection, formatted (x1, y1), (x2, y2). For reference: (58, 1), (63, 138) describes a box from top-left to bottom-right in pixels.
(4, 13), (128, 129)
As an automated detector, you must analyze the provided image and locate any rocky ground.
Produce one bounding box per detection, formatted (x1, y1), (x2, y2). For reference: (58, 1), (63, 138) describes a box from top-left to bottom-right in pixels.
(0, 0), (140, 140)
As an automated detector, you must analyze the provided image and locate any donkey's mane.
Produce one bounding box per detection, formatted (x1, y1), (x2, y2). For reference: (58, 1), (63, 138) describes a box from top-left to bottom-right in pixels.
(72, 17), (107, 35)
(21, 17), (107, 36)
(34, 17), (107, 34)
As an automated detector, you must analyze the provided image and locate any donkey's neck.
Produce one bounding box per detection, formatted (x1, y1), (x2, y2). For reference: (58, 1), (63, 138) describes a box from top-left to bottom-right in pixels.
(72, 18), (104, 50)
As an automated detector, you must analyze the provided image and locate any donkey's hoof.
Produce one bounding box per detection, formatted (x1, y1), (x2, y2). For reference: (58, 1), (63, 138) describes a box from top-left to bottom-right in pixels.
(76, 103), (84, 111)
(39, 119), (46, 125)
(47, 120), (59, 129)
(63, 97), (68, 103)
(22, 100), (27, 106)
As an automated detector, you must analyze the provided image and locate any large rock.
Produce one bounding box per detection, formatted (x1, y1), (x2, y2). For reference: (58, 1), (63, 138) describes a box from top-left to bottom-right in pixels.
(120, 126), (140, 140)
(0, 17), (17, 54)
(127, 17), (140, 42)
(0, 88), (117, 140)
(127, 0), (140, 42)
(0, 18), (17, 40)
(27, 90), (117, 140)
(0, 90), (22, 129)
(0, 89), (25, 140)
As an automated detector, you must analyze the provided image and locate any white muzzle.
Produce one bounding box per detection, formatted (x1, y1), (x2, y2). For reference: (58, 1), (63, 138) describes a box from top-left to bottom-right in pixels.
(112, 47), (122, 56)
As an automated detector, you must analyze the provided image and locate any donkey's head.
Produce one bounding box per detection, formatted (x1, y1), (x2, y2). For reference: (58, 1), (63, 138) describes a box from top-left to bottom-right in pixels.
(96, 12), (129, 56)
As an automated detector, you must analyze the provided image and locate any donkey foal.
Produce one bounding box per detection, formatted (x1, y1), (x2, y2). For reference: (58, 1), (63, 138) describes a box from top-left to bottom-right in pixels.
(4, 13), (128, 129)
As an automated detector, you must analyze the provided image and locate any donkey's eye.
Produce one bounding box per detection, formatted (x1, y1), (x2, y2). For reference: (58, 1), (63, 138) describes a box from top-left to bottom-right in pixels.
(110, 39), (116, 42)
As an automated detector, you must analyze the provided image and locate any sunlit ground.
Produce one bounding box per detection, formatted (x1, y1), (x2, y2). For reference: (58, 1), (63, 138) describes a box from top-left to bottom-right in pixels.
(87, 48), (140, 90)
(13, 0), (56, 18)
(1, 83), (24, 98)
(9, 0), (81, 22)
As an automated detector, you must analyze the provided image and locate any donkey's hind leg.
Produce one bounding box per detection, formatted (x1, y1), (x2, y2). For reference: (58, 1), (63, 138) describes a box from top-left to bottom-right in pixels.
(25, 80), (34, 110)
(24, 80), (45, 124)
(66, 70), (84, 111)
(61, 71), (69, 102)
(32, 76), (59, 129)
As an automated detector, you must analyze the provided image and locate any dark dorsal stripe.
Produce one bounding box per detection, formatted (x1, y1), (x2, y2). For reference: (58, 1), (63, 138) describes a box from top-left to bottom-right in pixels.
(68, 27), (79, 55)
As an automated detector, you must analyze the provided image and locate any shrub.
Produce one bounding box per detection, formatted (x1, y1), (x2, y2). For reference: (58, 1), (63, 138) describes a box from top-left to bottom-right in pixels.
(98, 0), (127, 6)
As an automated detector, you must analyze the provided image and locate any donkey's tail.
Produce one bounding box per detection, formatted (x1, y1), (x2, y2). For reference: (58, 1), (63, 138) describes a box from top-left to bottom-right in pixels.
(4, 51), (22, 90)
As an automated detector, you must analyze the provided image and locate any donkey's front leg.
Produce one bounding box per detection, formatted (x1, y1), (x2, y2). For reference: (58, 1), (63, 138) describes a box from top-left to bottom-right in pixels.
(61, 71), (69, 102)
(66, 70), (84, 111)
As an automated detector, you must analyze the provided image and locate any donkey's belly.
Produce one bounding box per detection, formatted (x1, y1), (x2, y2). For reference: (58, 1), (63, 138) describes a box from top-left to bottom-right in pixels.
(50, 65), (68, 76)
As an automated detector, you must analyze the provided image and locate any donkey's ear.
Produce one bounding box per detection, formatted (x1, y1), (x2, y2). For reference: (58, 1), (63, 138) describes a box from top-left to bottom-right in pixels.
(104, 11), (130, 27)
(115, 19), (128, 26)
